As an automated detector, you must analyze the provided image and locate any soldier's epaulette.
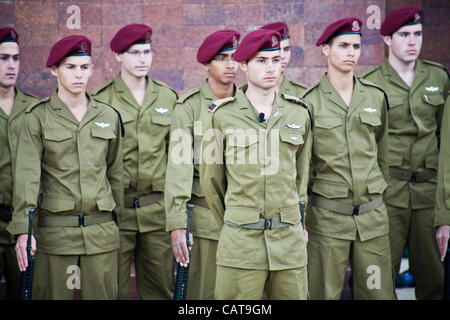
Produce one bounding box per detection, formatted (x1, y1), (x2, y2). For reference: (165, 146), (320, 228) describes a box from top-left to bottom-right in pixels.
(359, 64), (381, 79)
(91, 79), (114, 96)
(21, 91), (40, 100)
(359, 78), (390, 111)
(25, 97), (50, 113)
(93, 97), (125, 137)
(289, 80), (308, 90)
(282, 94), (314, 130)
(153, 79), (179, 99)
(208, 96), (235, 113)
(239, 82), (248, 91)
(300, 81), (319, 99)
(177, 87), (200, 104)
(423, 60), (450, 79)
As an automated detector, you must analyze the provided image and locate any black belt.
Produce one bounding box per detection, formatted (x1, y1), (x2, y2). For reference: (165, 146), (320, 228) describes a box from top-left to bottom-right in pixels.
(390, 167), (437, 182)
(124, 192), (164, 209)
(38, 213), (114, 227)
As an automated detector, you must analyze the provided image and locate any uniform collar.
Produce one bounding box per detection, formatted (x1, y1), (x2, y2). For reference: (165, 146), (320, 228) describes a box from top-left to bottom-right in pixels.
(381, 58), (426, 90)
(113, 73), (158, 110)
(200, 79), (219, 101)
(319, 73), (365, 113)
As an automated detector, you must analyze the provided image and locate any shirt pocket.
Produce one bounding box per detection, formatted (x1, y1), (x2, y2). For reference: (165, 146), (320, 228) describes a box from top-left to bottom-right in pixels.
(43, 129), (75, 169)
(359, 112), (381, 127)
(225, 133), (259, 168)
(224, 207), (260, 226)
(314, 116), (344, 153)
(279, 130), (303, 172)
(422, 93), (445, 108)
(90, 127), (116, 166)
(367, 176), (388, 195)
(280, 204), (300, 225)
(40, 196), (76, 213)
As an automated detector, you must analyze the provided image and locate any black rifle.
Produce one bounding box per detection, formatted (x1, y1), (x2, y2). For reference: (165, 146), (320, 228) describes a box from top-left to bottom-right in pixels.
(299, 201), (306, 228)
(173, 203), (194, 300)
(19, 207), (35, 300)
(444, 239), (450, 300)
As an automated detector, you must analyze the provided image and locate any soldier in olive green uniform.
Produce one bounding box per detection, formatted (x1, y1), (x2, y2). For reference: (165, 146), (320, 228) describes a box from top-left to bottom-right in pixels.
(92, 24), (177, 300)
(201, 29), (311, 300)
(434, 94), (450, 263)
(0, 27), (39, 300)
(165, 30), (240, 299)
(261, 21), (308, 97)
(303, 18), (395, 300)
(360, 7), (450, 299)
(8, 35), (123, 300)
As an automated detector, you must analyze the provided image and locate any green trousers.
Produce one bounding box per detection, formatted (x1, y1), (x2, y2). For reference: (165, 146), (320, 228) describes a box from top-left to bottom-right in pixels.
(215, 265), (308, 300)
(0, 243), (20, 300)
(32, 250), (118, 300)
(387, 204), (444, 300)
(307, 232), (396, 300)
(117, 229), (174, 299)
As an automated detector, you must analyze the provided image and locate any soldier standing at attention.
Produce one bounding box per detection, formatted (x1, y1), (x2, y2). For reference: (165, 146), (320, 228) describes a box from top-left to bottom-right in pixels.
(260, 21), (308, 97)
(0, 27), (39, 300)
(201, 29), (312, 300)
(360, 7), (449, 299)
(164, 30), (240, 299)
(92, 24), (178, 300)
(302, 18), (396, 300)
(8, 35), (124, 300)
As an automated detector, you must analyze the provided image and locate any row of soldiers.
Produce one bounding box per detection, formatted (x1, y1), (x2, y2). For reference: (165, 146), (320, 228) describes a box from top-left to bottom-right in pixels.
(0, 6), (449, 300)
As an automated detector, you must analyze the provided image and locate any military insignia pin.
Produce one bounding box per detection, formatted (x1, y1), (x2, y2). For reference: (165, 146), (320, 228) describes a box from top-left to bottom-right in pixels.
(81, 41), (87, 52)
(414, 12), (421, 22)
(155, 107), (169, 114)
(233, 35), (238, 47)
(146, 31), (151, 43)
(352, 21), (360, 32)
(272, 35), (278, 47)
(10, 30), (17, 39)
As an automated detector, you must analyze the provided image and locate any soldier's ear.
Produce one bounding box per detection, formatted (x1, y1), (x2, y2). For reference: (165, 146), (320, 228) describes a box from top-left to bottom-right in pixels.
(239, 61), (247, 73)
(202, 62), (210, 72)
(321, 44), (330, 57)
(114, 52), (122, 63)
(382, 35), (392, 47)
(49, 65), (58, 77)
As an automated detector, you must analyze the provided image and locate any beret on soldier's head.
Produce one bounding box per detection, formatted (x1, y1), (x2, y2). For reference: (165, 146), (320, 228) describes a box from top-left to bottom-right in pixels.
(196, 30), (241, 64)
(261, 21), (290, 40)
(46, 35), (92, 67)
(233, 29), (281, 62)
(316, 17), (363, 46)
(380, 6), (423, 36)
(110, 24), (152, 53)
(0, 27), (19, 44)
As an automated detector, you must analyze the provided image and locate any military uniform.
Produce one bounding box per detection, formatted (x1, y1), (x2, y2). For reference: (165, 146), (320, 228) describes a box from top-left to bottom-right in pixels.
(201, 88), (312, 299)
(280, 77), (307, 97)
(361, 59), (450, 299)
(0, 88), (39, 299)
(8, 92), (123, 299)
(93, 75), (177, 299)
(302, 74), (396, 299)
(165, 80), (229, 299)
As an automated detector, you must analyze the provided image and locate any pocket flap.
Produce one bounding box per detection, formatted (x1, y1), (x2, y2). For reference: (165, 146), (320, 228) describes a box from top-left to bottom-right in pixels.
(315, 116), (342, 129)
(280, 205), (300, 224)
(96, 196), (116, 212)
(151, 115), (171, 126)
(279, 131), (304, 145)
(389, 97), (404, 108)
(425, 154), (438, 169)
(367, 176), (388, 194)
(44, 130), (72, 142)
(312, 180), (348, 198)
(121, 112), (134, 124)
(360, 112), (381, 126)
(423, 94), (445, 106)
(91, 127), (116, 140)
(40, 197), (75, 213)
(224, 207), (260, 225)
(227, 134), (258, 148)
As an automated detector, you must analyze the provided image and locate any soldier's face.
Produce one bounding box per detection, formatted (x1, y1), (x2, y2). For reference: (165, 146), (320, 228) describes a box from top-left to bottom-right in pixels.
(241, 50), (281, 90)
(204, 49), (239, 85)
(116, 43), (153, 79)
(0, 42), (20, 89)
(323, 34), (361, 73)
(280, 39), (291, 73)
(384, 23), (423, 64)
(50, 55), (93, 95)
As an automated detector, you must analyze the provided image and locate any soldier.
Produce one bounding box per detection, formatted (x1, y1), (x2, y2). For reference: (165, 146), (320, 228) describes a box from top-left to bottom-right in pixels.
(302, 18), (395, 299)
(164, 30), (240, 299)
(92, 24), (177, 300)
(8, 35), (124, 300)
(0, 27), (39, 300)
(260, 21), (308, 96)
(201, 29), (312, 300)
(360, 7), (450, 299)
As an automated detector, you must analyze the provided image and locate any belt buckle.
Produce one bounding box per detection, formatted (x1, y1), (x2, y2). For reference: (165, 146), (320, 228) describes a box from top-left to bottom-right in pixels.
(352, 206), (360, 216)
(410, 172), (418, 182)
(264, 218), (272, 230)
(134, 197), (140, 208)
(78, 214), (86, 227)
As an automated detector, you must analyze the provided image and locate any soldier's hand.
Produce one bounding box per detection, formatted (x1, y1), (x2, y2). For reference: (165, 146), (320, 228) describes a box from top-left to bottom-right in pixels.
(303, 229), (308, 244)
(171, 229), (193, 267)
(436, 225), (450, 261)
(15, 234), (36, 272)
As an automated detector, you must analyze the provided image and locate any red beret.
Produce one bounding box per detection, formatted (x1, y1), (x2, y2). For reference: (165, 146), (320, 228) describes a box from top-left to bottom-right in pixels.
(261, 21), (290, 40)
(0, 27), (19, 44)
(110, 24), (152, 53)
(380, 7), (423, 36)
(316, 17), (363, 46)
(233, 29), (281, 62)
(196, 30), (241, 64)
(46, 35), (92, 67)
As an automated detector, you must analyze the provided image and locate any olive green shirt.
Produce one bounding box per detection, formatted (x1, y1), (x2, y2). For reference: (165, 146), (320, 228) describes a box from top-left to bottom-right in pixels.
(0, 88), (39, 244)
(93, 75), (177, 232)
(165, 80), (229, 240)
(200, 88), (312, 270)
(279, 76), (307, 97)
(302, 75), (390, 241)
(8, 92), (123, 255)
(434, 94), (450, 227)
(361, 59), (450, 209)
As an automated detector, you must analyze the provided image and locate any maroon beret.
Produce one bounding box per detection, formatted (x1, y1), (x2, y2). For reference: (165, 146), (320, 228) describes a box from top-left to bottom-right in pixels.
(0, 27), (19, 44)
(110, 24), (152, 53)
(380, 7), (423, 36)
(316, 17), (363, 46)
(233, 29), (281, 62)
(261, 21), (290, 40)
(196, 30), (241, 64)
(46, 35), (92, 67)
